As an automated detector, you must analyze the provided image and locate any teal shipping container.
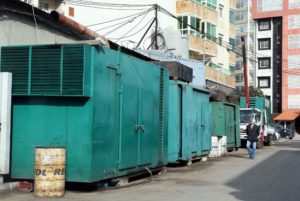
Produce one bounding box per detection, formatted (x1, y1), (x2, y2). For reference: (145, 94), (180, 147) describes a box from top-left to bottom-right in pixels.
(0, 44), (169, 183)
(211, 102), (240, 149)
(168, 81), (211, 163)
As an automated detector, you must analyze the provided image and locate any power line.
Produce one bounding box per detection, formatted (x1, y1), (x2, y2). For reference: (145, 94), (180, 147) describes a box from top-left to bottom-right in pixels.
(66, 0), (154, 7)
(93, 8), (153, 33)
(66, 0), (153, 11)
(112, 17), (156, 42)
(86, 9), (152, 27)
(115, 10), (152, 42)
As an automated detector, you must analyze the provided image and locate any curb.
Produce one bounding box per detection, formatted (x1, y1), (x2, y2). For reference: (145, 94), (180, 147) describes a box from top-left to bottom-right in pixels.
(0, 182), (19, 195)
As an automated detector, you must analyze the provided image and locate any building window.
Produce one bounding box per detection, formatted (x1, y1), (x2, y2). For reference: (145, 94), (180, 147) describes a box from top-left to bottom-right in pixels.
(235, 61), (243, 70)
(288, 15), (300, 29)
(190, 16), (201, 37)
(258, 57), (271, 69)
(69, 7), (75, 17)
(235, 10), (247, 21)
(219, 4), (224, 17)
(218, 34), (223, 45)
(288, 95), (300, 109)
(178, 16), (202, 37)
(257, 0), (283, 12)
(237, 0), (246, 9)
(235, 74), (244, 83)
(193, 0), (217, 10)
(229, 65), (235, 74)
(206, 22), (216, 41)
(289, 0), (300, 9)
(229, 37), (236, 51)
(288, 75), (300, 89)
(229, 9), (235, 24)
(258, 77), (270, 88)
(178, 16), (188, 35)
(258, 38), (271, 50)
(288, 55), (300, 69)
(258, 20), (271, 31)
(288, 35), (300, 49)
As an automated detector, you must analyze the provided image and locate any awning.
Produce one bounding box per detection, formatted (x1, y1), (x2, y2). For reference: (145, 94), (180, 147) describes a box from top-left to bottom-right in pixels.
(274, 110), (300, 121)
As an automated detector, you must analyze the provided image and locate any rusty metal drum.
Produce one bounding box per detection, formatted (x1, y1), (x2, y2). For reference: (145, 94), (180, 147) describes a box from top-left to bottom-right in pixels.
(34, 147), (66, 197)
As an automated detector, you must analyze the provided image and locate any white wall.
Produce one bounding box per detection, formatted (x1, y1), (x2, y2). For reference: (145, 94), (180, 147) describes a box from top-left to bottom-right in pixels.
(255, 19), (273, 105)
(214, 0), (230, 71)
(0, 14), (75, 46)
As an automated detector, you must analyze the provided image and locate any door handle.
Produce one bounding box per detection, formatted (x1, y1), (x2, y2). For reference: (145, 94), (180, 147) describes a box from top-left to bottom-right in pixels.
(140, 125), (145, 132)
(135, 125), (145, 132)
(135, 125), (139, 132)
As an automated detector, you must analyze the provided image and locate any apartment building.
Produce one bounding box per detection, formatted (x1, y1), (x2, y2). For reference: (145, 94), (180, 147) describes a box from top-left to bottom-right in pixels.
(21, 0), (236, 96)
(234, 0), (256, 95)
(175, 0), (236, 95)
(252, 0), (300, 113)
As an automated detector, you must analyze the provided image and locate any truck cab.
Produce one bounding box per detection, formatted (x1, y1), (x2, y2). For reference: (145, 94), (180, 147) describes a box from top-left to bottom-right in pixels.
(240, 97), (275, 148)
(240, 108), (264, 147)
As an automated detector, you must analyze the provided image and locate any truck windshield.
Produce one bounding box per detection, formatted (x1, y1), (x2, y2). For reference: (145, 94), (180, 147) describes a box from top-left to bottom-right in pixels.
(240, 110), (261, 123)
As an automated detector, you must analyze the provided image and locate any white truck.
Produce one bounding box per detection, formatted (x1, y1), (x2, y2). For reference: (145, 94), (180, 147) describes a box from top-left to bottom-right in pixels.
(240, 97), (275, 148)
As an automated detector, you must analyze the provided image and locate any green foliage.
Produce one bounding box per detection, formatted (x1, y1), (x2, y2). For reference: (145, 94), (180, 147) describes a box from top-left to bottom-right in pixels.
(249, 86), (264, 97)
(230, 86), (264, 105)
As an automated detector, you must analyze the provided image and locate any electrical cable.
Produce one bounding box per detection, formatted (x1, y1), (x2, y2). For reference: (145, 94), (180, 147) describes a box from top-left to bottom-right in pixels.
(66, 0), (153, 11)
(115, 9), (153, 42)
(86, 9), (151, 27)
(67, 0), (154, 7)
(109, 17), (155, 41)
(94, 8), (153, 33)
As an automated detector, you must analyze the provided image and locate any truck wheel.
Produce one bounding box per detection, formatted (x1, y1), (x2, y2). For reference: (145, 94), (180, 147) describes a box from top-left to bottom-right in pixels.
(265, 135), (273, 146)
(257, 139), (264, 149)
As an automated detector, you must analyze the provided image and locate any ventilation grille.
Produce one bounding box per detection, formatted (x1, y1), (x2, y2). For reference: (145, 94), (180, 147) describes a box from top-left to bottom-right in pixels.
(63, 45), (84, 95)
(1, 47), (29, 94)
(249, 97), (256, 108)
(0, 45), (88, 96)
(31, 46), (61, 95)
(158, 68), (165, 166)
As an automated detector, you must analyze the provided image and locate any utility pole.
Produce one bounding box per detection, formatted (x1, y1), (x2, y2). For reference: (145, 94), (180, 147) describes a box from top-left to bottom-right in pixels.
(154, 4), (158, 50)
(241, 36), (250, 108)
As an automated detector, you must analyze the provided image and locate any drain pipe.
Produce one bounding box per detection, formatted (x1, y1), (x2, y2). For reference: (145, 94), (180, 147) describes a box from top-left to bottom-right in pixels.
(50, 11), (109, 47)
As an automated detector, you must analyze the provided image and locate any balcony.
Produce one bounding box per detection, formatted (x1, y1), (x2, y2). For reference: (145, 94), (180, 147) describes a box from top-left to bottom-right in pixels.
(188, 35), (217, 58)
(176, 0), (218, 24)
(206, 66), (235, 88)
(229, 52), (236, 65)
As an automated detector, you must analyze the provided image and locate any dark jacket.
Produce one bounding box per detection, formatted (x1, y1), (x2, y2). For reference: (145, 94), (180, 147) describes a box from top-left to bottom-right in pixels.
(246, 124), (260, 142)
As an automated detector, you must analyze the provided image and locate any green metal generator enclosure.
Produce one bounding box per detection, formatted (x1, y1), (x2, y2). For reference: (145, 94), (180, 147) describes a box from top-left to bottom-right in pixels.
(211, 102), (240, 149)
(168, 81), (211, 163)
(0, 44), (169, 183)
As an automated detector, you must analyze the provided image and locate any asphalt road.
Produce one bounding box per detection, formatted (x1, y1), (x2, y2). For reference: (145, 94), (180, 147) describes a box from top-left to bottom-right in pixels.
(1, 135), (300, 201)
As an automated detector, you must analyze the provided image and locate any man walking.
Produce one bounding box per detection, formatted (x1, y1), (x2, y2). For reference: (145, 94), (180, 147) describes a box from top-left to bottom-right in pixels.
(246, 119), (260, 159)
